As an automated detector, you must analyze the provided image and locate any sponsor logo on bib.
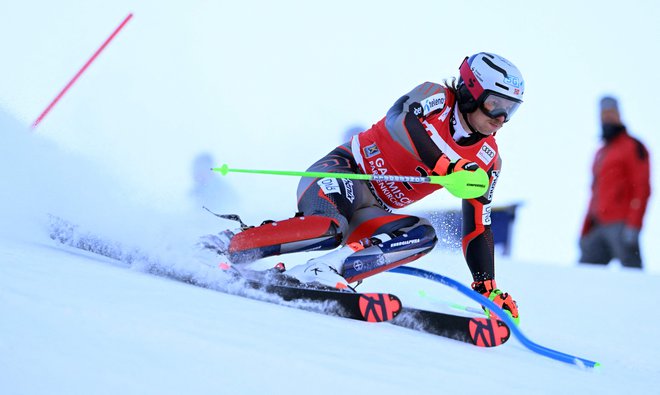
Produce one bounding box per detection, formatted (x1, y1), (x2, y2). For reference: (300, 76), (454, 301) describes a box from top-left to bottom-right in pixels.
(477, 142), (496, 165)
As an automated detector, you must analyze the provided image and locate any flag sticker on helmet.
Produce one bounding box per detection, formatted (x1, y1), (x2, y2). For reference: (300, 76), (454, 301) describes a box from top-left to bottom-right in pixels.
(420, 93), (446, 115)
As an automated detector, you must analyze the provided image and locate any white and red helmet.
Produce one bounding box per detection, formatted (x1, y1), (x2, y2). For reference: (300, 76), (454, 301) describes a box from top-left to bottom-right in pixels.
(457, 52), (524, 122)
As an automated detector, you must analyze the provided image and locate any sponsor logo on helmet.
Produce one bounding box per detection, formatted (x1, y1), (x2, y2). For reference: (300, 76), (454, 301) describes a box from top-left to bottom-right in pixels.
(472, 67), (484, 82)
(363, 143), (380, 158)
(421, 93), (446, 115)
(504, 76), (523, 88)
(477, 142), (496, 165)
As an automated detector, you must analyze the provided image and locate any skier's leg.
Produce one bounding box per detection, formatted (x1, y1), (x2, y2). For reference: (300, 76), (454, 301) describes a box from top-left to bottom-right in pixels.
(340, 207), (438, 283)
(222, 215), (343, 263)
(289, 205), (438, 286)
(216, 144), (360, 264)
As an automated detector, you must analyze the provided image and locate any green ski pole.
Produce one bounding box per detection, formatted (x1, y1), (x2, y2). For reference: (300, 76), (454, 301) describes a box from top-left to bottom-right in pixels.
(212, 164), (489, 199)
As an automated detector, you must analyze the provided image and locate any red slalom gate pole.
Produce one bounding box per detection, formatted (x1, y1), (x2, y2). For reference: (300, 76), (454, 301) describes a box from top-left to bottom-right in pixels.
(31, 13), (133, 129)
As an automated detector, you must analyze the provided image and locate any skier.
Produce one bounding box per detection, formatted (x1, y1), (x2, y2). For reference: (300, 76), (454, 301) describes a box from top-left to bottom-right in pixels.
(206, 52), (524, 323)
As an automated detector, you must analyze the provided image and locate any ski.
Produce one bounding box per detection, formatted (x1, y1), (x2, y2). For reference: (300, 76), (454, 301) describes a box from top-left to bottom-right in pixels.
(47, 215), (401, 323)
(220, 264), (402, 323)
(392, 307), (510, 347)
(226, 264), (509, 347)
(47, 216), (508, 346)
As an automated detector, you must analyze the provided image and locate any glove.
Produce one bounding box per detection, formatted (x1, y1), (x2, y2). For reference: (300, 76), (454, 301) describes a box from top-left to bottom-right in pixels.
(471, 279), (520, 325)
(432, 155), (480, 176)
(621, 226), (640, 247)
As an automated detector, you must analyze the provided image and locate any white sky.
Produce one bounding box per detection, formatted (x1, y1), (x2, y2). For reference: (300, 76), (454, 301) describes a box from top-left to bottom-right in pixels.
(1, 0), (658, 269)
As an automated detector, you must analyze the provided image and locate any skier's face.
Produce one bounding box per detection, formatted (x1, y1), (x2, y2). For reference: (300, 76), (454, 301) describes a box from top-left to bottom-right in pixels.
(467, 108), (505, 136)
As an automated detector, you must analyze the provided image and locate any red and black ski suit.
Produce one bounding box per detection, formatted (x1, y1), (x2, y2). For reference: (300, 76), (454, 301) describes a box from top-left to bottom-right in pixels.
(296, 82), (502, 282)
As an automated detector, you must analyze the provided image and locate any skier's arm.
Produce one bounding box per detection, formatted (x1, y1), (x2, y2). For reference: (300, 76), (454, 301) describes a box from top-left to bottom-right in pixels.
(384, 82), (447, 168)
(462, 156), (500, 282)
(463, 156), (519, 323)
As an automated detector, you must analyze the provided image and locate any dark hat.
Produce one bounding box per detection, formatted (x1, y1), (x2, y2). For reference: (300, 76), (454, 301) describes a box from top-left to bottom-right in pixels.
(600, 96), (619, 112)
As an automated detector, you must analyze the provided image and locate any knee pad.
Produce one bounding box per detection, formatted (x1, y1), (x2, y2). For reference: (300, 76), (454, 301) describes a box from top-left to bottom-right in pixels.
(342, 223), (437, 282)
(228, 215), (342, 263)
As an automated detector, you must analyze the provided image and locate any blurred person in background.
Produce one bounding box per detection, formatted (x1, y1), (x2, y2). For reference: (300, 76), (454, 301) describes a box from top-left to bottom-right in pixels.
(579, 96), (651, 268)
(190, 152), (235, 209)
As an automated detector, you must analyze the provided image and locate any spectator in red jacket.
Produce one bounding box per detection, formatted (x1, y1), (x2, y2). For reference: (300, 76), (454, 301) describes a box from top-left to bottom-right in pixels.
(580, 96), (651, 268)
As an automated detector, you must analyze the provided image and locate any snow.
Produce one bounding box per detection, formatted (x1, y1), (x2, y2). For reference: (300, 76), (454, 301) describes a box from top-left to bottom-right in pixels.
(2, 106), (660, 395)
(2, 2), (660, 393)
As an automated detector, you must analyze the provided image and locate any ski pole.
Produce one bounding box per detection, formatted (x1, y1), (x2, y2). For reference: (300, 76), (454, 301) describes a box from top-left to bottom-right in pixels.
(212, 163), (489, 199)
(390, 266), (600, 368)
(417, 290), (486, 315)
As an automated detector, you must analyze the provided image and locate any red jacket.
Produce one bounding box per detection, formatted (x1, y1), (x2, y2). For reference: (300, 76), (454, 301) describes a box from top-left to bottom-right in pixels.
(582, 131), (651, 234)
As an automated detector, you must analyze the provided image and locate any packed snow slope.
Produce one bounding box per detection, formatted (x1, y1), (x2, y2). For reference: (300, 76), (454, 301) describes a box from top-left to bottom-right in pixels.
(1, 110), (659, 395)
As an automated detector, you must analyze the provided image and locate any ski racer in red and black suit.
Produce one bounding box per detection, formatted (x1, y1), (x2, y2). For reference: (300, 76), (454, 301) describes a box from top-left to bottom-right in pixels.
(211, 52), (525, 323)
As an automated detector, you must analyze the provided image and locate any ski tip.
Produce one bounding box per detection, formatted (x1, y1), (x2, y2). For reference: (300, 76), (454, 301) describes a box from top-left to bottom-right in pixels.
(469, 318), (511, 347)
(359, 293), (402, 322)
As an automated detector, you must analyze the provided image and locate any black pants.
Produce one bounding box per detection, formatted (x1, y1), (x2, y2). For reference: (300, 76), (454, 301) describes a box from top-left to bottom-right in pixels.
(579, 222), (642, 268)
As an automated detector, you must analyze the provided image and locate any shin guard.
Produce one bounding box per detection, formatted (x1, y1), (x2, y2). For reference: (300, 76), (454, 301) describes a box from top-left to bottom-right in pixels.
(341, 224), (437, 283)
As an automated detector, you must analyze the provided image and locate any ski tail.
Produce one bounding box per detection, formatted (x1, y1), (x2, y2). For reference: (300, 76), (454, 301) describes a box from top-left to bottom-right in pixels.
(468, 317), (511, 347)
(358, 293), (402, 322)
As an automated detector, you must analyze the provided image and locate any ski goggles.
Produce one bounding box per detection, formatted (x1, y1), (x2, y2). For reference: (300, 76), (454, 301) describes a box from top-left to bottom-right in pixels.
(479, 91), (522, 122)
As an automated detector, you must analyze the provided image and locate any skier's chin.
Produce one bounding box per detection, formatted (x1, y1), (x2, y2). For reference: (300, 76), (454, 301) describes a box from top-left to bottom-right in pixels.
(479, 122), (502, 135)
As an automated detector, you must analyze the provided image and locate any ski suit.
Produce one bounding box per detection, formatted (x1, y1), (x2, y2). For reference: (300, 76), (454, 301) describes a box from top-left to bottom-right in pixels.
(296, 82), (502, 282)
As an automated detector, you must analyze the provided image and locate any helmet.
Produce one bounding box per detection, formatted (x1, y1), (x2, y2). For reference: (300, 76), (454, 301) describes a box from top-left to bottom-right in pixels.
(456, 52), (524, 122)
